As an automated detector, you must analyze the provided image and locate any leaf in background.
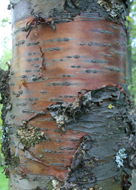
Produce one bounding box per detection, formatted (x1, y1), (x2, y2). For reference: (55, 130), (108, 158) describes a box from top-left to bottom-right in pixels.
(1, 18), (9, 27)
(126, 21), (128, 27)
(0, 118), (2, 126)
(126, 16), (133, 23)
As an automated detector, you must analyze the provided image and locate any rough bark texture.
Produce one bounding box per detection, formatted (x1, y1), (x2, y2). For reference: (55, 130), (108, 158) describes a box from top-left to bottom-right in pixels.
(1, 0), (136, 189)
(0, 67), (10, 166)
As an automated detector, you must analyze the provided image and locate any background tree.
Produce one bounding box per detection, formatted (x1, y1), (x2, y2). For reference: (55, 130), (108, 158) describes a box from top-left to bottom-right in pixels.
(127, 0), (136, 102)
(126, 0), (133, 83)
(1, 0), (136, 190)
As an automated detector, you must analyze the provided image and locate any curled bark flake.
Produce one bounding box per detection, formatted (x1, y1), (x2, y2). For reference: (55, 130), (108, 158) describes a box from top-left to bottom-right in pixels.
(47, 96), (83, 132)
(66, 0), (77, 9)
(6, 62), (10, 69)
(2, 167), (10, 178)
(35, 43), (46, 77)
(24, 13), (55, 38)
(62, 135), (94, 189)
(7, 2), (15, 10)
(71, 142), (85, 172)
(26, 109), (46, 123)
(128, 154), (136, 168)
(54, 115), (69, 132)
(103, 84), (130, 105)
(63, 181), (76, 190)
(24, 150), (50, 167)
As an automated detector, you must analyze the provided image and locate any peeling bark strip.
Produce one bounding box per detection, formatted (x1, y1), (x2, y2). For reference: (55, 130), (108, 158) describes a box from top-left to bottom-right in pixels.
(47, 85), (129, 132)
(2, 0), (135, 189)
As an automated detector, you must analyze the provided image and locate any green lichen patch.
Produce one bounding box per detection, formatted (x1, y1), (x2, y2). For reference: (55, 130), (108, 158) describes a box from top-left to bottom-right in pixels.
(47, 180), (54, 190)
(17, 125), (48, 148)
(10, 154), (20, 168)
(47, 179), (61, 190)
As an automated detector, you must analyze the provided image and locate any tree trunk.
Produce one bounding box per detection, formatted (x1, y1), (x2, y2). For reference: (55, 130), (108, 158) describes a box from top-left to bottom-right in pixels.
(126, 0), (132, 83)
(1, 0), (136, 189)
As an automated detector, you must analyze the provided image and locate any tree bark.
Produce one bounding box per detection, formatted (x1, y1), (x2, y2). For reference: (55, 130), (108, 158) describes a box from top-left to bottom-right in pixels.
(1, 0), (136, 190)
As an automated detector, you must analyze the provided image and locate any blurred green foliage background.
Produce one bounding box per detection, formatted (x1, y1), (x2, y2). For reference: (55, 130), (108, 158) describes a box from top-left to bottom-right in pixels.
(127, 0), (136, 102)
